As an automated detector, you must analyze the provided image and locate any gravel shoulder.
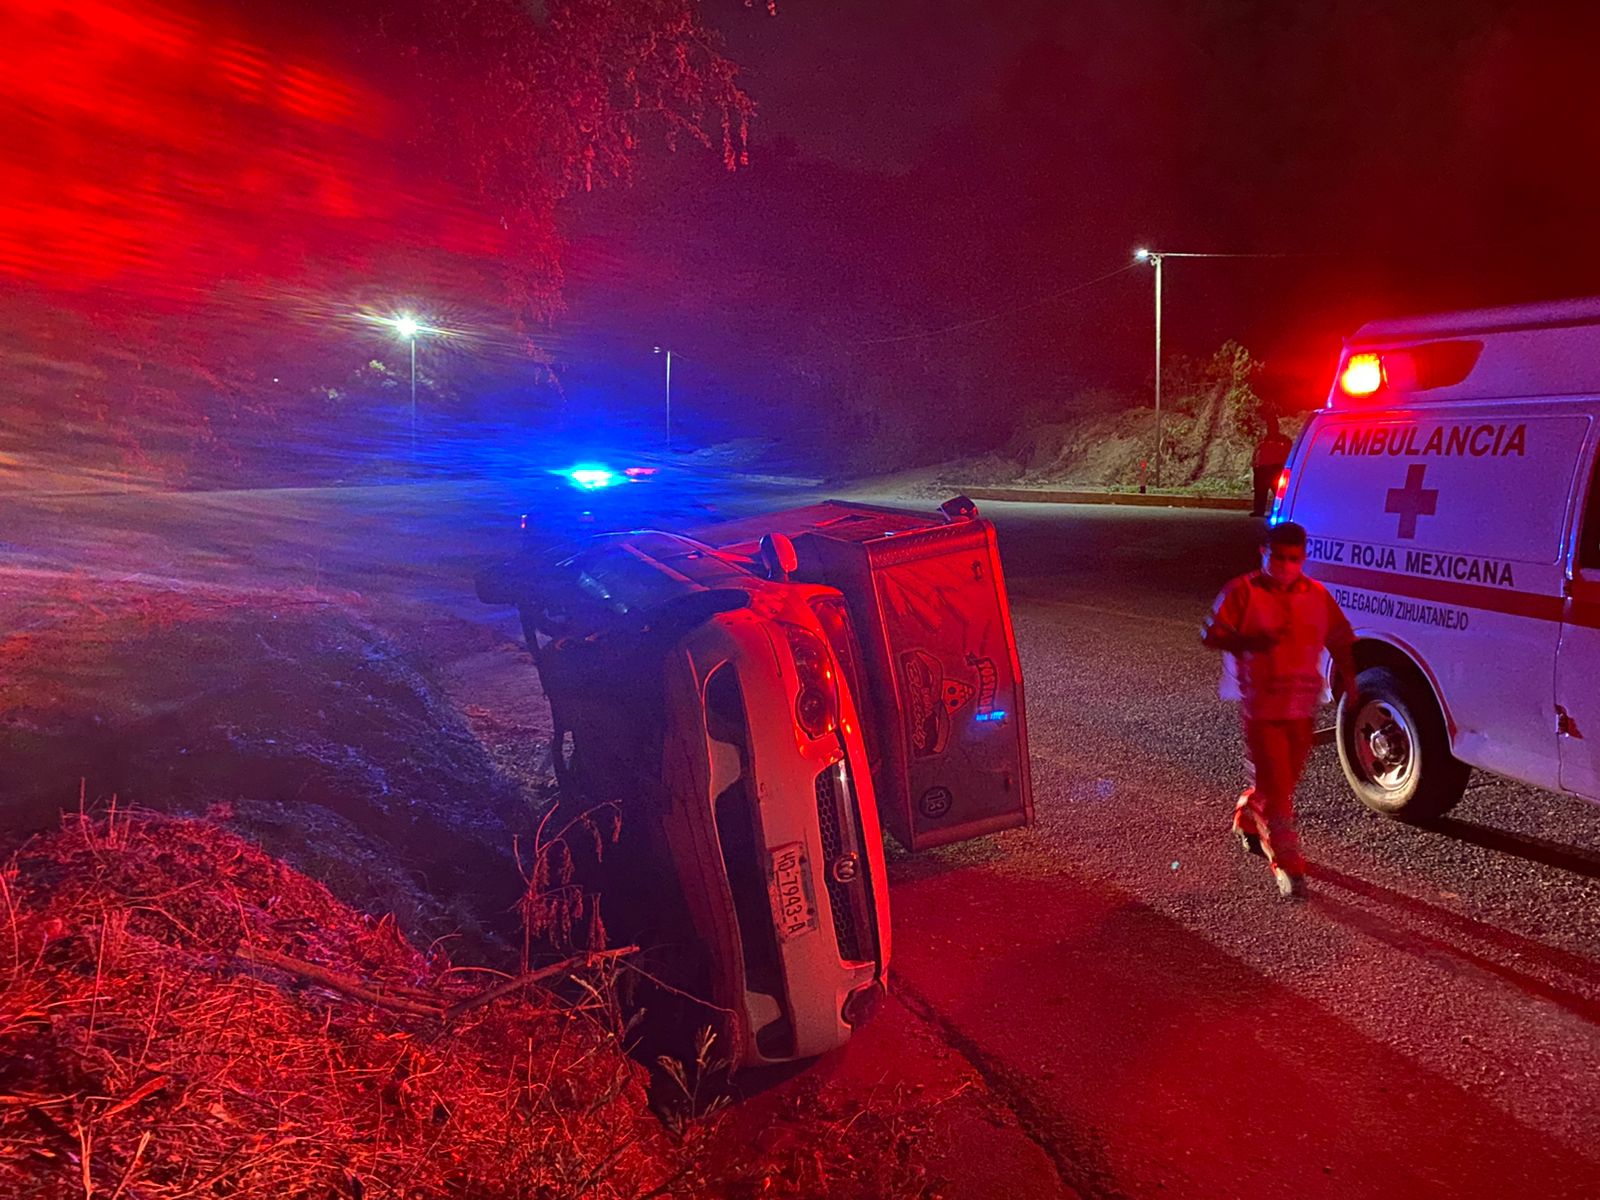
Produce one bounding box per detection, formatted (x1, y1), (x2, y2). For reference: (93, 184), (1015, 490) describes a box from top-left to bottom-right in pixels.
(881, 510), (1600, 1196)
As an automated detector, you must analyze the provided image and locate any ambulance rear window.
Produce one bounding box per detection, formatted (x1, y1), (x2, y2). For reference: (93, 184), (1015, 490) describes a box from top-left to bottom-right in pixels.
(1580, 454), (1600, 571)
(1382, 341), (1482, 392)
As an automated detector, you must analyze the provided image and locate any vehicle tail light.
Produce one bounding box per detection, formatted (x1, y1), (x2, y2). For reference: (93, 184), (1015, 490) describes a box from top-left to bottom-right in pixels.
(807, 595), (879, 767)
(783, 623), (838, 739)
(807, 596), (869, 729)
(1339, 353), (1383, 396)
(1270, 467), (1290, 520)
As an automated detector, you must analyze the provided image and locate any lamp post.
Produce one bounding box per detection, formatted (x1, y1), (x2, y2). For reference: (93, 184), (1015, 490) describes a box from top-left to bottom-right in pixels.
(395, 315), (420, 453)
(653, 345), (673, 449)
(1134, 248), (1292, 488)
(1133, 249), (1165, 487)
(381, 313), (432, 456)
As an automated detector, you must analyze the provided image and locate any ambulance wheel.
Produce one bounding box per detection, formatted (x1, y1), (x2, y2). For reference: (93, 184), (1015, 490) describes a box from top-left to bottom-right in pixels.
(1338, 666), (1469, 820)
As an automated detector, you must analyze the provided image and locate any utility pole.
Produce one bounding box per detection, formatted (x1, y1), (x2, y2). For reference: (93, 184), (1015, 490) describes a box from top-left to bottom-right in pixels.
(1152, 253), (1163, 488)
(654, 346), (673, 448)
(1135, 248), (1277, 489)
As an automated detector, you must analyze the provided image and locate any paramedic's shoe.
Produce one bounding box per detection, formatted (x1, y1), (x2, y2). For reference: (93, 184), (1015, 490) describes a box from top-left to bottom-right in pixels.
(1273, 866), (1308, 899)
(1232, 791), (1263, 856)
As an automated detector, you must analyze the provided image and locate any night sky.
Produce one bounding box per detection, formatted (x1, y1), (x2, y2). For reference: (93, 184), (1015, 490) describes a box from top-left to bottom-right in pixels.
(682, 1), (1600, 408)
(8, 0), (1600, 462)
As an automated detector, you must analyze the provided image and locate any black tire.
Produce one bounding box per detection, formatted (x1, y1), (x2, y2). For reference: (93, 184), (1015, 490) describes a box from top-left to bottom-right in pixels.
(1337, 664), (1470, 820)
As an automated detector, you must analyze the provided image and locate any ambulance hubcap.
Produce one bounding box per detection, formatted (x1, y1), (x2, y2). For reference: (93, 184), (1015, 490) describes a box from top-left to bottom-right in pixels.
(1353, 700), (1415, 791)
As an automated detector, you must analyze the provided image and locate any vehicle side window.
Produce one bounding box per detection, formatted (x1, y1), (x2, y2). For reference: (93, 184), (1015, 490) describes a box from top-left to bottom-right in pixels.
(1581, 453), (1600, 571)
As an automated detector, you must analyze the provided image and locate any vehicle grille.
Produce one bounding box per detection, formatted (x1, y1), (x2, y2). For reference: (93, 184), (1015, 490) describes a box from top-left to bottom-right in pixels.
(815, 766), (869, 962)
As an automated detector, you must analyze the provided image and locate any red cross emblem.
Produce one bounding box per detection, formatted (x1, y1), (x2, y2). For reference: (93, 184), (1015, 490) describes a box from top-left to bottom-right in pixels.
(1385, 464), (1438, 539)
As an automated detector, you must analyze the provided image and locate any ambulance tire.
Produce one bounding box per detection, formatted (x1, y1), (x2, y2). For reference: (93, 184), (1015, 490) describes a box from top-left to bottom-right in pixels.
(1338, 665), (1470, 821)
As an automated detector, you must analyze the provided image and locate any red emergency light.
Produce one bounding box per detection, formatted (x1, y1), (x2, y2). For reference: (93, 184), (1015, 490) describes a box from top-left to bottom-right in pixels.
(1340, 353), (1383, 396)
(1336, 341), (1484, 401)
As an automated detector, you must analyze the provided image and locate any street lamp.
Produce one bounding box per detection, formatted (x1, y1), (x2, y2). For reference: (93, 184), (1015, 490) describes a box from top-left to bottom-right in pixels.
(1132, 249), (1165, 488)
(1134, 247), (1294, 488)
(384, 314), (428, 455)
(1132, 249), (1231, 489)
(653, 345), (673, 449)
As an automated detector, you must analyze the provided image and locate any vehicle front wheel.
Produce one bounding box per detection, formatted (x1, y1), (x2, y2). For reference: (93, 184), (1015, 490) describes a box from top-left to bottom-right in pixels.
(1337, 665), (1470, 820)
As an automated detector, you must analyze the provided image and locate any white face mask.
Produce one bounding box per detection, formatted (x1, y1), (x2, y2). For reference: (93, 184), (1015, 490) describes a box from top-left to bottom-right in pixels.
(1262, 545), (1306, 584)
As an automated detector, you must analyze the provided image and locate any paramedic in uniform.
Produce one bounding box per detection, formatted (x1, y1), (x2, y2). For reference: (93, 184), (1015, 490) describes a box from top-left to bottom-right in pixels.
(1202, 521), (1357, 897)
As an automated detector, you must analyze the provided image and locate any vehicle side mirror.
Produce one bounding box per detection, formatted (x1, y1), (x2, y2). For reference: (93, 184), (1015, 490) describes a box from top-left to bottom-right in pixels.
(940, 495), (979, 523)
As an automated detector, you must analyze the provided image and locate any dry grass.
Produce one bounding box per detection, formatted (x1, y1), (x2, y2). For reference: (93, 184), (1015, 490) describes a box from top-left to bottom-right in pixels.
(0, 585), (944, 1199)
(0, 808), (675, 1199)
(701, 1075), (942, 1200)
(0, 585), (531, 958)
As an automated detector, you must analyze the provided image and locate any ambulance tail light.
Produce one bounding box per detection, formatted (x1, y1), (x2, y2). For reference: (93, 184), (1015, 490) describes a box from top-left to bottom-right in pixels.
(1339, 353), (1383, 397)
(1269, 467), (1290, 522)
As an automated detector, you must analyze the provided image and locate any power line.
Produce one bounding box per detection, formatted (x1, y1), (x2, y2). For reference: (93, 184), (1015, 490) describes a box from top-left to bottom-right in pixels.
(1143, 250), (1321, 259)
(844, 261), (1138, 347)
(532, 248), (1319, 367)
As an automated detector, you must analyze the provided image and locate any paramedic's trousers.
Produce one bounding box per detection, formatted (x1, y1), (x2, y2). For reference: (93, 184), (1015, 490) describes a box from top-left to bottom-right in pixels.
(1236, 716), (1315, 875)
(1251, 463), (1284, 516)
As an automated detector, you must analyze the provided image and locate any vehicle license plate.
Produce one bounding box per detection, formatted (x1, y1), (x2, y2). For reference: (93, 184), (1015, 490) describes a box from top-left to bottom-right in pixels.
(767, 842), (818, 942)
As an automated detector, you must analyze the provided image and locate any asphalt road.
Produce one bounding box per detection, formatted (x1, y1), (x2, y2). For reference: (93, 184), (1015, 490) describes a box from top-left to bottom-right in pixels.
(879, 499), (1600, 1198)
(4, 476), (1597, 1197)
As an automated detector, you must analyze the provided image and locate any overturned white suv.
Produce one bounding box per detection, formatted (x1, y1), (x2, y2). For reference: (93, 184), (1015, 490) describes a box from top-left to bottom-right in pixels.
(481, 499), (1032, 1068)
(510, 531), (891, 1066)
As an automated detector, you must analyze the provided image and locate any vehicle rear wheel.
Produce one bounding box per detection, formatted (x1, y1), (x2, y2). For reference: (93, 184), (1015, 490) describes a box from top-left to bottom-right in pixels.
(1337, 665), (1469, 820)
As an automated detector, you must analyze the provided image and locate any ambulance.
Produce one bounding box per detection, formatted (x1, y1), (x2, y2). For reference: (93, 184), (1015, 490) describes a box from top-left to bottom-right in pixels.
(1275, 296), (1600, 819)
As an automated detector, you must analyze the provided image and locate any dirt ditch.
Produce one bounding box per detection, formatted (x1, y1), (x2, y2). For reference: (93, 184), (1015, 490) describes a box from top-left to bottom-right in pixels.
(0, 581), (946, 1198)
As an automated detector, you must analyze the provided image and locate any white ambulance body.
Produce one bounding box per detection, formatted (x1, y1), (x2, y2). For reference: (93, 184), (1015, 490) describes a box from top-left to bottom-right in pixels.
(1277, 297), (1600, 819)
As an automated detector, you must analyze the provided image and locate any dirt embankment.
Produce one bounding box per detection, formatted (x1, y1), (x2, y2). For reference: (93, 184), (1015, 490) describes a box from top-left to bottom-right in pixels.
(0, 588), (530, 954)
(0, 584), (944, 1198)
(922, 342), (1304, 495)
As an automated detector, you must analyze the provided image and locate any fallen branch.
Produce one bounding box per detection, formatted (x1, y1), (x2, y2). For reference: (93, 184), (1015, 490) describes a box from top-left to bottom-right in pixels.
(444, 946), (638, 1019)
(233, 944), (446, 1018)
(233, 943), (640, 1021)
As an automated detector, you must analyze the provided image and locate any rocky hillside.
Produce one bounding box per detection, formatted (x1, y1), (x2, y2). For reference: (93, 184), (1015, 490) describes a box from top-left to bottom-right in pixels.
(943, 341), (1307, 494)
